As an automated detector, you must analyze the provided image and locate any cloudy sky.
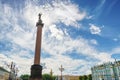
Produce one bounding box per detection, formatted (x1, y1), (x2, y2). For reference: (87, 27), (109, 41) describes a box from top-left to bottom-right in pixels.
(0, 0), (120, 76)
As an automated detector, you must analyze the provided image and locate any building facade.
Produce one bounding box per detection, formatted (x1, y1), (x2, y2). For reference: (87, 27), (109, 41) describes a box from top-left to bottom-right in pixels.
(91, 61), (120, 80)
(57, 75), (79, 80)
(0, 67), (9, 80)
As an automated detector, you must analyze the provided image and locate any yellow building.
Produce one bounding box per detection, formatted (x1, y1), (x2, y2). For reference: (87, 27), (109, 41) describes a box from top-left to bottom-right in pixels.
(58, 75), (79, 80)
(0, 67), (9, 80)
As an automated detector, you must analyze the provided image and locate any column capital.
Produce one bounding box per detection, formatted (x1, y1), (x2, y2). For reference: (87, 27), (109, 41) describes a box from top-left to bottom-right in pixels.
(36, 13), (44, 27)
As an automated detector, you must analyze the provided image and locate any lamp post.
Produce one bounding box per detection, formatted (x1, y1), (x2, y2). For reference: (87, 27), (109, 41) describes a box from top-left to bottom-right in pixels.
(8, 62), (13, 80)
(7, 62), (18, 80)
(59, 65), (64, 80)
(15, 68), (19, 80)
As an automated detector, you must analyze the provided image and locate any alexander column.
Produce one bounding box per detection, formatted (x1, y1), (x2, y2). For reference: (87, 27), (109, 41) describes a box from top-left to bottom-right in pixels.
(30, 13), (44, 80)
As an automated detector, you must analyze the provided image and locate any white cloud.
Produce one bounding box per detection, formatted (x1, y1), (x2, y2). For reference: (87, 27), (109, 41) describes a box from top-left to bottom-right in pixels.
(23, 1), (86, 27)
(0, 53), (33, 76)
(96, 52), (114, 63)
(86, 15), (93, 19)
(0, 0), (88, 76)
(90, 39), (98, 45)
(94, 0), (106, 11)
(6, 29), (36, 51)
(41, 55), (91, 75)
(89, 24), (101, 35)
(49, 25), (64, 40)
(94, 0), (106, 17)
(113, 38), (118, 41)
(0, 0), (114, 76)
(112, 47), (120, 54)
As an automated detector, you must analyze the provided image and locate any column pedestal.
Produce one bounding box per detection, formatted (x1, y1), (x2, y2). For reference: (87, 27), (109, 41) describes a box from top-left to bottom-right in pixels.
(30, 65), (42, 80)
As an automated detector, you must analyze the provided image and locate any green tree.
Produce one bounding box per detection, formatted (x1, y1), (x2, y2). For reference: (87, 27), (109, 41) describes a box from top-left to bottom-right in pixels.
(52, 75), (57, 80)
(42, 74), (56, 80)
(88, 74), (92, 80)
(83, 75), (87, 80)
(42, 74), (51, 80)
(20, 74), (30, 80)
(79, 76), (83, 80)
(79, 74), (92, 80)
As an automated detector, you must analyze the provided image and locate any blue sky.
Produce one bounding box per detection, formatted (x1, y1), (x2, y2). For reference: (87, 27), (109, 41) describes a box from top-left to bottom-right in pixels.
(0, 0), (120, 75)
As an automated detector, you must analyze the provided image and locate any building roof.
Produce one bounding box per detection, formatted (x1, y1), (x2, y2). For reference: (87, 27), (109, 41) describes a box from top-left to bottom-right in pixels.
(0, 67), (9, 73)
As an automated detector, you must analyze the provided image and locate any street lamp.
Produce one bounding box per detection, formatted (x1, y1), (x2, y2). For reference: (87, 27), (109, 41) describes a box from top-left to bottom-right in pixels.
(59, 65), (64, 80)
(7, 62), (18, 80)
